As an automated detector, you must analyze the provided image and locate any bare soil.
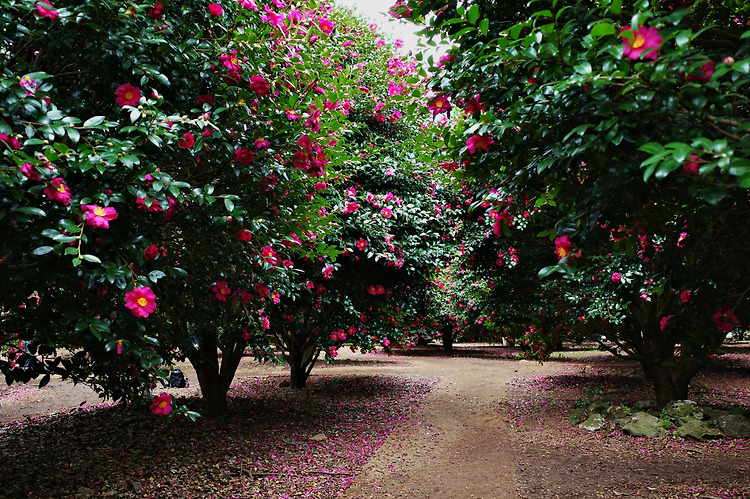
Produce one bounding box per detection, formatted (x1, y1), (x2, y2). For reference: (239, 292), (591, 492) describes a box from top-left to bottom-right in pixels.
(1, 344), (748, 498)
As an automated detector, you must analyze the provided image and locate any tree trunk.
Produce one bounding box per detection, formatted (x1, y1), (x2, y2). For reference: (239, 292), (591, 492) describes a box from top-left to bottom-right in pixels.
(442, 327), (454, 352)
(288, 343), (319, 389)
(190, 332), (245, 418)
(641, 359), (695, 406)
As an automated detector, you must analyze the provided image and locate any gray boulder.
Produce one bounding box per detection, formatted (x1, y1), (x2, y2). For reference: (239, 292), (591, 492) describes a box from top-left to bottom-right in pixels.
(605, 405), (630, 420)
(664, 400), (704, 425)
(579, 413), (607, 431)
(622, 412), (668, 438)
(718, 414), (750, 439)
(674, 419), (722, 441)
(633, 400), (659, 412)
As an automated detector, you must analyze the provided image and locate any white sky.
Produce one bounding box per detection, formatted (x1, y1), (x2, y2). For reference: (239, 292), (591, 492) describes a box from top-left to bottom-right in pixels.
(333, 0), (427, 54)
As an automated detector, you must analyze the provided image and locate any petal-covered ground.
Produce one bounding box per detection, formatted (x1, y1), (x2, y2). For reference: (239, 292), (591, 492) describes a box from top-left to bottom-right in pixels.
(0, 373), (433, 498)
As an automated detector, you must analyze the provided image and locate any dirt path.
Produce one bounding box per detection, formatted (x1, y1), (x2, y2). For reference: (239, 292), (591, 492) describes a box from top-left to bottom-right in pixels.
(341, 354), (538, 498)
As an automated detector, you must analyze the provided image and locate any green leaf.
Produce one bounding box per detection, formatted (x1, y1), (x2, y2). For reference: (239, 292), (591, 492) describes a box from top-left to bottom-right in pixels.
(224, 198), (234, 212)
(81, 254), (102, 263)
(15, 206), (46, 217)
(83, 116), (105, 127)
(478, 18), (489, 37)
(610, 0), (622, 14)
(32, 246), (54, 256)
(574, 62), (592, 74)
(467, 4), (479, 25)
(590, 22), (615, 38)
(538, 265), (561, 279)
(66, 127), (80, 143)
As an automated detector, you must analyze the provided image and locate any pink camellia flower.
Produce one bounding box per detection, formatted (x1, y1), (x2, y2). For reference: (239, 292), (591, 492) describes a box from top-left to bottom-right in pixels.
(237, 0), (258, 11)
(20, 162), (41, 181)
(196, 93), (214, 105)
(237, 228), (253, 242)
(234, 147), (255, 164)
(19, 75), (38, 96)
(82, 204), (118, 229)
(611, 272), (622, 283)
(328, 346), (338, 358)
(713, 306), (739, 333)
(466, 134), (495, 154)
(143, 243), (159, 260)
(249, 75), (270, 96)
(208, 2), (223, 16)
(680, 289), (691, 303)
(125, 286), (157, 318)
(254, 138), (270, 149)
(318, 17), (335, 35)
(178, 132), (195, 149)
(115, 83), (141, 107)
(683, 154), (700, 175)
(323, 265), (334, 279)
(270, 291), (281, 304)
(219, 50), (241, 71)
(343, 202), (359, 214)
(355, 238), (368, 251)
(35, 0), (59, 19)
(43, 177), (72, 205)
(148, 3), (165, 19)
(464, 94), (485, 115)
(381, 207), (393, 218)
(621, 25), (662, 61)
(212, 281), (232, 301)
(428, 95), (451, 116)
(382, 338), (391, 348)
(149, 393), (172, 416)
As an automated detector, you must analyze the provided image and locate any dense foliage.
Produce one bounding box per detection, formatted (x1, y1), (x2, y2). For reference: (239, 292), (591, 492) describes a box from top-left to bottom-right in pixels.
(397, 0), (750, 403)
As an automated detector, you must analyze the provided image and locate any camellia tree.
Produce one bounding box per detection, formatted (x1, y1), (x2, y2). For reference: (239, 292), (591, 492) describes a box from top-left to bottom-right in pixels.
(396, 0), (750, 404)
(0, 0), (420, 417)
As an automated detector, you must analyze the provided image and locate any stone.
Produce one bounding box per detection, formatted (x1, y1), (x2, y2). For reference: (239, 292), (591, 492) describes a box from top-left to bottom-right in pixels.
(587, 402), (607, 414)
(718, 414), (750, 439)
(621, 412), (668, 438)
(674, 419), (722, 441)
(310, 433), (327, 441)
(632, 400), (659, 412)
(664, 400), (703, 424)
(605, 405), (630, 420)
(579, 413), (607, 431)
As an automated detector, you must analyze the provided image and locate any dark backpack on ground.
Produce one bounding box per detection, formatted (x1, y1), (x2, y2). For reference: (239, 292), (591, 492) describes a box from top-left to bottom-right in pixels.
(168, 368), (187, 388)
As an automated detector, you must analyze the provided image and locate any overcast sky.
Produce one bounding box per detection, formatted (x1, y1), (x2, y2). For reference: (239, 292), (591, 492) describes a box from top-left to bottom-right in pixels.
(333, 0), (425, 53)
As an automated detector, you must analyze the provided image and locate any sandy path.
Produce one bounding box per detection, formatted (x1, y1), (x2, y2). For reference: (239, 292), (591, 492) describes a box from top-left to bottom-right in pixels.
(340, 354), (539, 499)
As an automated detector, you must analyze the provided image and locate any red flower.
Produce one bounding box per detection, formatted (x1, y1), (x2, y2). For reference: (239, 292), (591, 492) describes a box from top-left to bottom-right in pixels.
(355, 238), (368, 251)
(208, 2), (223, 16)
(611, 272), (622, 283)
(0, 133), (21, 150)
(35, 0), (59, 19)
(20, 162), (41, 181)
(115, 83), (141, 107)
(659, 315), (674, 331)
(81, 204), (118, 229)
(237, 228), (253, 242)
(621, 25), (662, 61)
(687, 61), (716, 83)
(20, 75), (38, 96)
(428, 95), (451, 117)
(554, 235), (580, 260)
(44, 177), (72, 205)
(249, 75), (270, 96)
(683, 154), (700, 175)
(149, 393), (172, 416)
(125, 286), (157, 318)
(234, 148), (255, 164)
(463, 94), (485, 115)
(713, 306), (739, 333)
(143, 243), (159, 260)
(147, 3), (165, 19)
(680, 290), (691, 303)
(196, 94), (214, 105)
(178, 132), (195, 149)
(219, 50), (241, 71)
(381, 207), (393, 218)
(466, 134), (494, 154)
(212, 281), (232, 301)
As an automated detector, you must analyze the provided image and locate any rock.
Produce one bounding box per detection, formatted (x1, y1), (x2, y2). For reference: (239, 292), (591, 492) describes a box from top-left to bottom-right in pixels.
(621, 412), (668, 438)
(310, 433), (327, 441)
(605, 405), (630, 420)
(674, 419), (722, 441)
(277, 379), (291, 388)
(633, 400), (659, 412)
(664, 400), (703, 424)
(579, 413), (607, 431)
(587, 402), (607, 414)
(718, 414), (750, 439)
